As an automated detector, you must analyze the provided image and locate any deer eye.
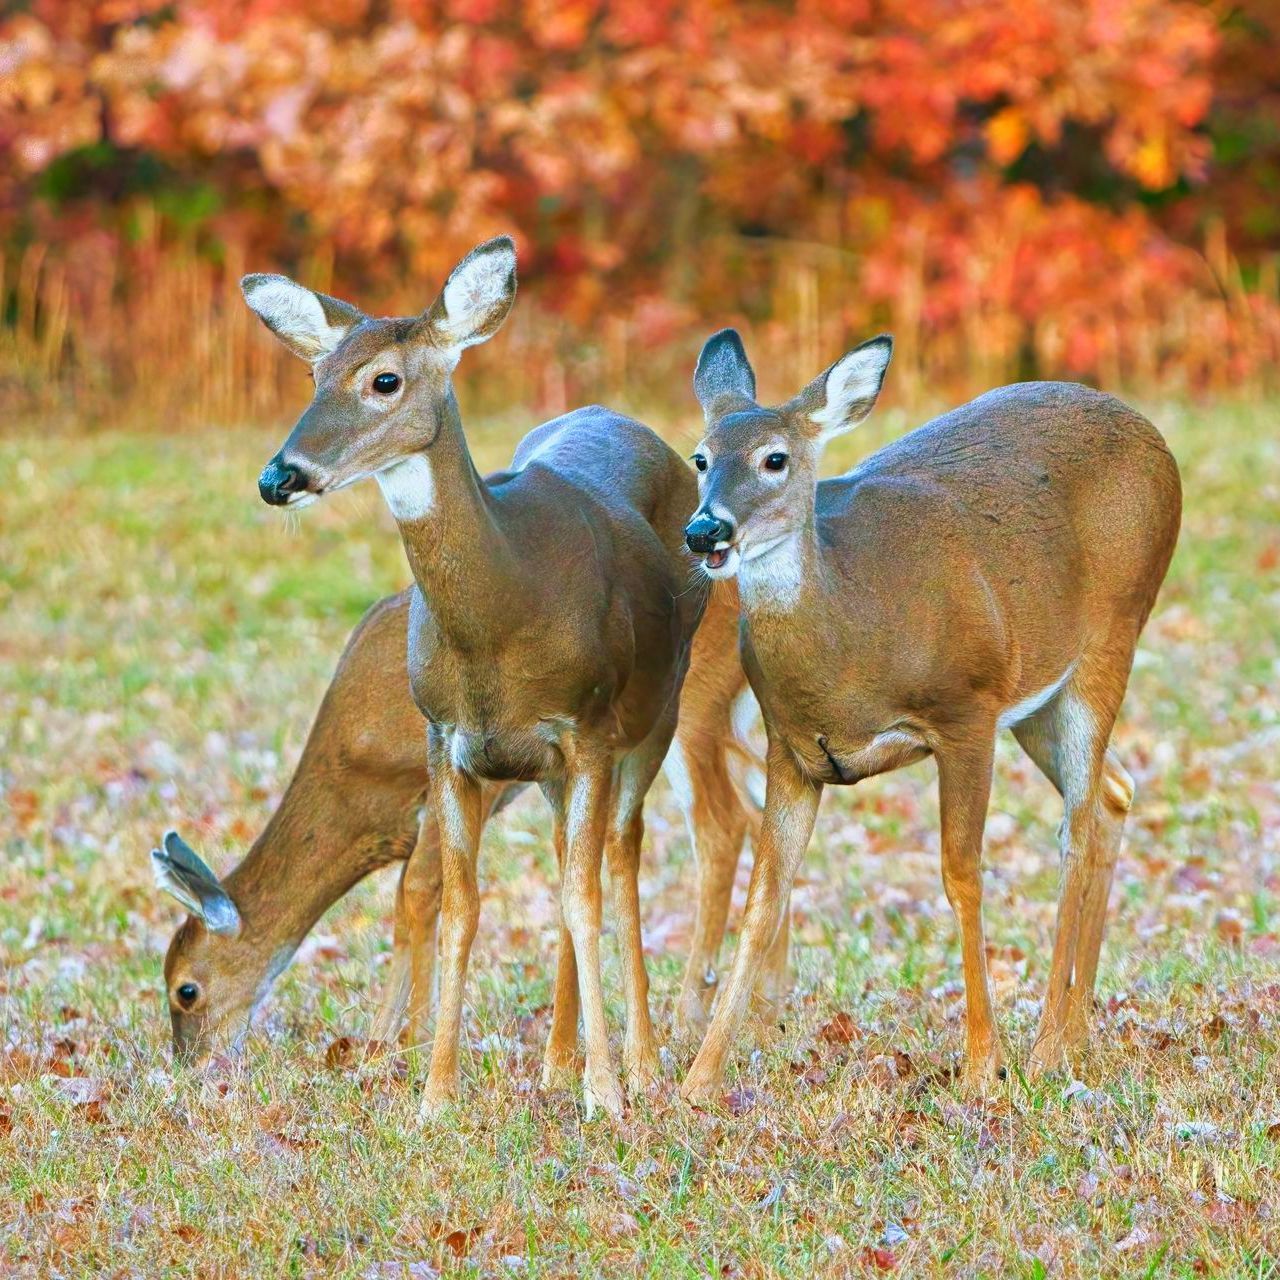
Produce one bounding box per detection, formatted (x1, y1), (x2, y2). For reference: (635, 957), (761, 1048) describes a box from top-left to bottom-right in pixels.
(372, 372), (401, 394)
(763, 452), (788, 472)
(693, 454), (708, 473)
(176, 983), (199, 1009)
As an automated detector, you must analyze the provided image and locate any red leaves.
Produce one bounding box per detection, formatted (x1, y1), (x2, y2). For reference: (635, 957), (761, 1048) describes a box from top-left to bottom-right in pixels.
(818, 1011), (860, 1046)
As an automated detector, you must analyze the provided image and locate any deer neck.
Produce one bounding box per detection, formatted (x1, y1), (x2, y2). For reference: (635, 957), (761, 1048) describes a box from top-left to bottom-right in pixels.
(222, 793), (405, 970)
(378, 390), (527, 635)
(736, 512), (823, 619)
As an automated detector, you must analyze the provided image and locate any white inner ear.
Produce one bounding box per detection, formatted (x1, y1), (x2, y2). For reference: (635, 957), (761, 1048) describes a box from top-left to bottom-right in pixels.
(810, 346), (889, 439)
(438, 246), (516, 348)
(151, 851), (207, 921)
(244, 278), (351, 361)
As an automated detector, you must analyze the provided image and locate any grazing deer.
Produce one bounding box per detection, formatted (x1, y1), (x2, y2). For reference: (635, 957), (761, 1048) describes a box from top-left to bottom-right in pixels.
(678, 330), (1181, 1102)
(154, 586), (766, 1065)
(241, 238), (716, 1118)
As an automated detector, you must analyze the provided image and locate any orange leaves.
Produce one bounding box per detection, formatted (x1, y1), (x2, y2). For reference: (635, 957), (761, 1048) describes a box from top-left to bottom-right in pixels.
(1, 0), (1276, 406)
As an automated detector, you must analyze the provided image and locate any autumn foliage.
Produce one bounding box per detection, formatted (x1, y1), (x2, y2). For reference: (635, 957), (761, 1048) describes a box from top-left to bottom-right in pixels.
(1, 0), (1277, 426)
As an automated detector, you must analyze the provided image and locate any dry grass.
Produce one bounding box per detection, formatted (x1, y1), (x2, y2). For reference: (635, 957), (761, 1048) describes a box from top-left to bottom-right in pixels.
(1, 397), (1278, 1277)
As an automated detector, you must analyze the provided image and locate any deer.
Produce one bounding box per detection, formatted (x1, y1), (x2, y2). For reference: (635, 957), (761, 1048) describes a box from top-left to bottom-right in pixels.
(240, 236), (733, 1118)
(152, 584), (770, 1067)
(678, 329), (1181, 1104)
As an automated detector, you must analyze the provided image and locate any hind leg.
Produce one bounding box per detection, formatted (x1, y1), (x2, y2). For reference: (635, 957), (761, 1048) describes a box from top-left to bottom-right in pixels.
(1013, 653), (1132, 1074)
(539, 782), (582, 1091)
(1064, 750), (1133, 1043)
(607, 713), (677, 1093)
(667, 734), (751, 1037)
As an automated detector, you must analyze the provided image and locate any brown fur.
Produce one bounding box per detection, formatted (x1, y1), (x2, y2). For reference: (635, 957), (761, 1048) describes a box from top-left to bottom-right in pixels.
(161, 585), (763, 1064)
(680, 332), (1181, 1102)
(245, 239), (720, 1117)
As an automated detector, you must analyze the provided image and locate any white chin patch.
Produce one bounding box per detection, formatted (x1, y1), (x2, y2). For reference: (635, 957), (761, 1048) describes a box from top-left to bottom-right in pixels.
(376, 454), (435, 520)
(284, 491), (317, 509)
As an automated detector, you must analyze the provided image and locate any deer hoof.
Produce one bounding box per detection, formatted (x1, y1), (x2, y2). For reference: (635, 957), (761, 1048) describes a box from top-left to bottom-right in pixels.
(583, 1070), (625, 1121)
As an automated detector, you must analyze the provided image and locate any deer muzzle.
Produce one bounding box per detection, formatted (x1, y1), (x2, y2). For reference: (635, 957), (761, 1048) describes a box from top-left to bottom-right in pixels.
(258, 456), (306, 506)
(685, 511), (734, 554)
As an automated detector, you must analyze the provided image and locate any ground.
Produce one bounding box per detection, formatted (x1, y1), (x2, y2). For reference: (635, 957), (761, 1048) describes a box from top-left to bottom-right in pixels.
(1, 398), (1277, 1278)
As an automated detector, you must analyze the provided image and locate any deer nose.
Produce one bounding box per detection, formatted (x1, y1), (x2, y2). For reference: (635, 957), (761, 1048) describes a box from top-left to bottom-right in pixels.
(258, 457), (303, 506)
(685, 511), (734, 553)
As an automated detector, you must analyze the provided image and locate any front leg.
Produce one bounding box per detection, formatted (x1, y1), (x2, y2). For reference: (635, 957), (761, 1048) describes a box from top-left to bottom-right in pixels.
(936, 732), (1004, 1087)
(560, 745), (625, 1120)
(420, 735), (483, 1118)
(538, 783), (581, 1091)
(370, 815), (441, 1047)
(682, 740), (820, 1105)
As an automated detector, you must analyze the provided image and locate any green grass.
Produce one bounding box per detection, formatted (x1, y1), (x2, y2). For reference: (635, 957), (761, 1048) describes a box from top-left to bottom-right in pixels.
(2, 400), (1279, 1277)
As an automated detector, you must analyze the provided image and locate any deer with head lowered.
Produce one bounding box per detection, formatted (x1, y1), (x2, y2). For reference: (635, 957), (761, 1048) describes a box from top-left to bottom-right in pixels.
(152, 585), (768, 1065)
(242, 237), (711, 1118)
(679, 330), (1181, 1103)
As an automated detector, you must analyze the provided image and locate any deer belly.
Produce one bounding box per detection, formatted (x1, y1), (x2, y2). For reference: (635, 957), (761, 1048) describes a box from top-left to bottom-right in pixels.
(446, 726), (560, 782)
(801, 727), (931, 785)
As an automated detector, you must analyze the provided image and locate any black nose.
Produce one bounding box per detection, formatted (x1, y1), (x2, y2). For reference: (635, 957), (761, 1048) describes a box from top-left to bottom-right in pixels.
(685, 512), (734, 553)
(258, 457), (303, 506)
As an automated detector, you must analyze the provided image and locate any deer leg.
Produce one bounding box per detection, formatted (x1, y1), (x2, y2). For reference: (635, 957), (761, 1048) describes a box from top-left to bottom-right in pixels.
(1064, 749), (1133, 1044)
(668, 738), (749, 1037)
(539, 784), (581, 1091)
(606, 717), (675, 1094)
(419, 750), (483, 1119)
(748, 903), (791, 1036)
(936, 733), (1004, 1087)
(399, 814), (443, 1048)
(371, 814), (441, 1046)
(682, 744), (821, 1105)
(560, 751), (624, 1120)
(1016, 671), (1125, 1077)
(371, 858), (414, 1046)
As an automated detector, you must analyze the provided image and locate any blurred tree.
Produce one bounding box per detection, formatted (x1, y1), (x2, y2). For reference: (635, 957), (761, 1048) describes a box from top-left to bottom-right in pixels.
(0, 0), (1276, 421)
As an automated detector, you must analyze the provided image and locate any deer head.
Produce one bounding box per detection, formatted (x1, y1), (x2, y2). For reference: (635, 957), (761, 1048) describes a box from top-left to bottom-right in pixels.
(151, 831), (275, 1064)
(242, 237), (517, 516)
(684, 329), (893, 578)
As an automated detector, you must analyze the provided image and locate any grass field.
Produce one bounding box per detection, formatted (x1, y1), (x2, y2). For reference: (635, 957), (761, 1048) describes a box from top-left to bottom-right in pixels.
(2, 398), (1278, 1277)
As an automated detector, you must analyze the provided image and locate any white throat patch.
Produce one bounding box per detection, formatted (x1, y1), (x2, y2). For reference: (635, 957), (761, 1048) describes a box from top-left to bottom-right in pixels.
(738, 532), (805, 610)
(376, 455), (435, 520)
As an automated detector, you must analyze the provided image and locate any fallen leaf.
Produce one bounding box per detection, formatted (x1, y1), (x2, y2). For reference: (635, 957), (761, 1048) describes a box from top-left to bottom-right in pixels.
(724, 1086), (760, 1116)
(818, 1011), (859, 1045)
(860, 1245), (898, 1271)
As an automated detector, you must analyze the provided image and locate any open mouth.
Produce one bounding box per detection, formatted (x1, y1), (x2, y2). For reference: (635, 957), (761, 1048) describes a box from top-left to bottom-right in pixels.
(701, 541), (738, 575)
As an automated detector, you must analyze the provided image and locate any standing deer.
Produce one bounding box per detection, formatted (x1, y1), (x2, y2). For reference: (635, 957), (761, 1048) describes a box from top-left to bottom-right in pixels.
(153, 586), (766, 1065)
(679, 330), (1181, 1102)
(241, 237), (713, 1117)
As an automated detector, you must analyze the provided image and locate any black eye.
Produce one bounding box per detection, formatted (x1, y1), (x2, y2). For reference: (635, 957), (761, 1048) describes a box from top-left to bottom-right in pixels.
(763, 452), (788, 472)
(372, 372), (401, 394)
(693, 454), (708, 473)
(176, 983), (199, 1008)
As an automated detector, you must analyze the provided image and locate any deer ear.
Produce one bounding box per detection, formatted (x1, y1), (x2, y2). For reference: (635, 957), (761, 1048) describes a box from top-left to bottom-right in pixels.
(240, 274), (363, 363)
(421, 236), (517, 356)
(693, 328), (757, 419)
(151, 831), (241, 937)
(791, 334), (893, 442)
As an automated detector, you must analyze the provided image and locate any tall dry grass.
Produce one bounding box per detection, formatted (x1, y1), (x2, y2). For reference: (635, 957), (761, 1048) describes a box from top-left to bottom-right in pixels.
(3, 211), (1277, 433)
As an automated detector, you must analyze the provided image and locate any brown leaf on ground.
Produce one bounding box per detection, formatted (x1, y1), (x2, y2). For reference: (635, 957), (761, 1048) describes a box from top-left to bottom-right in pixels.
(818, 1011), (859, 1046)
(428, 1224), (484, 1258)
(861, 1245), (898, 1271)
(723, 1086), (761, 1116)
(324, 1036), (378, 1070)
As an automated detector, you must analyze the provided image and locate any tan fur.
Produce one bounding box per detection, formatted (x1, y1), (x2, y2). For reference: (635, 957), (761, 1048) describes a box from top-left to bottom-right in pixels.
(680, 331), (1181, 1102)
(244, 239), (733, 1118)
